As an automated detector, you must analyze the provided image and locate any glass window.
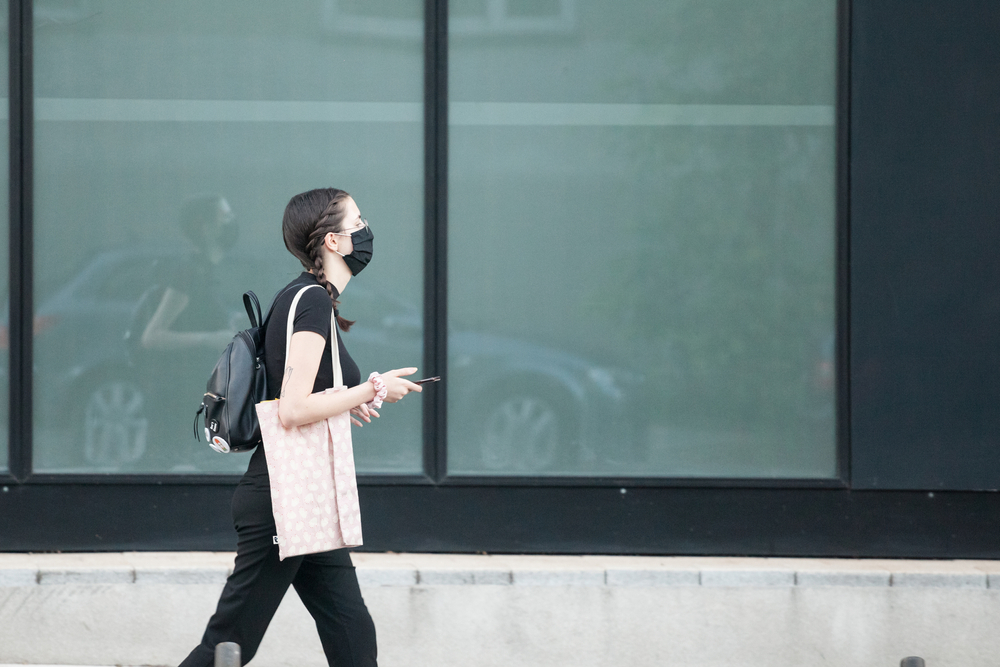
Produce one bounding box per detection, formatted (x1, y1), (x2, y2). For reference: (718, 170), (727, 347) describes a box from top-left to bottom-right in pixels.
(32, 1), (424, 474)
(448, 0), (837, 477)
(0, 0), (8, 473)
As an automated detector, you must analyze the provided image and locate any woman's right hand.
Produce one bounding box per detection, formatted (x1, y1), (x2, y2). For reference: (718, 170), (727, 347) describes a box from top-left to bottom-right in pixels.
(379, 367), (422, 403)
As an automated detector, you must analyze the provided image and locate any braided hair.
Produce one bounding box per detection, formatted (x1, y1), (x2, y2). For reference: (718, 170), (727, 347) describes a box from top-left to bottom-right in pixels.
(282, 188), (356, 332)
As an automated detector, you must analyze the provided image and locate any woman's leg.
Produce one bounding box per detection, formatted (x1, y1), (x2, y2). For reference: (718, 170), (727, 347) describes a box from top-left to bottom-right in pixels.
(293, 549), (378, 667)
(179, 483), (301, 667)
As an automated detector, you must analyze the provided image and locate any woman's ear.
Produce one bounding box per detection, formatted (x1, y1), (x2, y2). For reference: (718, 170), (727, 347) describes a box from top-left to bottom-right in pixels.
(324, 231), (339, 253)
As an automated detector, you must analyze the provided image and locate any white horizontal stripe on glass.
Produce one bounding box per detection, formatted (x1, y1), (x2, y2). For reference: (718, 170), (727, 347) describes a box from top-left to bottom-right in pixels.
(34, 98), (422, 123)
(449, 102), (834, 126)
(24, 99), (833, 127)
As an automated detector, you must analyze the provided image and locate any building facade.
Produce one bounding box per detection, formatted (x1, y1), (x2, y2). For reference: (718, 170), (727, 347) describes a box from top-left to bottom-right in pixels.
(2, 0), (1000, 557)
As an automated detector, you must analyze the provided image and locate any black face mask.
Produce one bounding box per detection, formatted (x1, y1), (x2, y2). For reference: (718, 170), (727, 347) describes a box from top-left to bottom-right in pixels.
(339, 224), (374, 276)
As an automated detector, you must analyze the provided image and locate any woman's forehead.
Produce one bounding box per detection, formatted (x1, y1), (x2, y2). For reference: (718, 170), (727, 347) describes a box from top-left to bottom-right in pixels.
(345, 196), (360, 217)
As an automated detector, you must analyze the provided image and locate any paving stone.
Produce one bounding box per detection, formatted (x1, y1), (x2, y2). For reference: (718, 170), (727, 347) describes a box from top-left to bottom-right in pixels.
(795, 570), (890, 587)
(38, 567), (135, 585)
(605, 568), (700, 587)
(133, 567), (231, 585)
(418, 569), (512, 585)
(700, 569), (795, 587)
(0, 568), (38, 586)
(355, 567), (417, 587)
(891, 571), (987, 588)
(512, 569), (606, 586)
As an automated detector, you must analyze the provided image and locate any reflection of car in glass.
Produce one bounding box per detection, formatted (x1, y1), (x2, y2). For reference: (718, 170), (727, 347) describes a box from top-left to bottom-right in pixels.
(22, 250), (170, 468)
(15, 249), (643, 473)
(15, 249), (255, 471)
(450, 331), (642, 473)
(345, 287), (644, 474)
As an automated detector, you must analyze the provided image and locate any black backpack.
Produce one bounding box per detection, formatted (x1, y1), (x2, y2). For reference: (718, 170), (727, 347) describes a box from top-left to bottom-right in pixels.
(193, 290), (273, 453)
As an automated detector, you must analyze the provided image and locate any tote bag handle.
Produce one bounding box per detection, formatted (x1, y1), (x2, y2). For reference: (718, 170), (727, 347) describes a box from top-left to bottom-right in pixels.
(284, 284), (343, 389)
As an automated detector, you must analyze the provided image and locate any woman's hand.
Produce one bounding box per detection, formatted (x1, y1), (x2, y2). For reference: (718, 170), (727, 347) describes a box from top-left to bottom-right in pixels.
(350, 403), (380, 428)
(279, 330), (383, 428)
(380, 367), (422, 403)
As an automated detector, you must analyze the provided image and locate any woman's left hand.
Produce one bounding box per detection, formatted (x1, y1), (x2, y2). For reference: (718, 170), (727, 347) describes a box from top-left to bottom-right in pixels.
(350, 403), (380, 428)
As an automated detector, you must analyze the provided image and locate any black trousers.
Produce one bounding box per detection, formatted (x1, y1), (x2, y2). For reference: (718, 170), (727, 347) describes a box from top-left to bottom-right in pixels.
(179, 479), (377, 667)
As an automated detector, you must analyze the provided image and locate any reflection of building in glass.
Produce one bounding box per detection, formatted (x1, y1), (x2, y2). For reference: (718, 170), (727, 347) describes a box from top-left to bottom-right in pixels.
(322, 0), (576, 38)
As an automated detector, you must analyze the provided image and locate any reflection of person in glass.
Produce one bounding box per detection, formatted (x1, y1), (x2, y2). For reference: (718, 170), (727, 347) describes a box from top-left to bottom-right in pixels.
(140, 194), (238, 351)
(127, 194), (240, 470)
(179, 188), (422, 667)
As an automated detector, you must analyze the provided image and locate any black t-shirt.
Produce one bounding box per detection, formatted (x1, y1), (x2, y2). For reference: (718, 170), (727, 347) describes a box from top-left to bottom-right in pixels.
(168, 258), (230, 333)
(129, 256), (232, 417)
(244, 272), (361, 482)
(262, 272), (361, 395)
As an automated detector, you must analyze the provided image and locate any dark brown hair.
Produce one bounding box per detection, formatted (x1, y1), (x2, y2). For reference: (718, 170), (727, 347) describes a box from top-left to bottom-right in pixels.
(282, 188), (355, 332)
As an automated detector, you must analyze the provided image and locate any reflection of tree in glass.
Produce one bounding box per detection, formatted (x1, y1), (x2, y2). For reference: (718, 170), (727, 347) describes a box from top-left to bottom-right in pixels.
(601, 127), (835, 441)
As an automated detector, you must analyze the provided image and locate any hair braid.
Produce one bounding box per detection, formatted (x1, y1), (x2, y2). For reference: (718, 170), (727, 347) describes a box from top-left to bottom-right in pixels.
(304, 197), (355, 332)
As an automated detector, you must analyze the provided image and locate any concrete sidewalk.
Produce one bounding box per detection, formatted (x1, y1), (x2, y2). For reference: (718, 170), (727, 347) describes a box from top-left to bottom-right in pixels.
(3, 553), (999, 666)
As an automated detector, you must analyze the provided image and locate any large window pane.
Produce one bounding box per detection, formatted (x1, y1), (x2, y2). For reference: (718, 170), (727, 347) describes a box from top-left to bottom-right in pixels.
(448, 0), (837, 477)
(32, 1), (424, 474)
(0, 0), (8, 472)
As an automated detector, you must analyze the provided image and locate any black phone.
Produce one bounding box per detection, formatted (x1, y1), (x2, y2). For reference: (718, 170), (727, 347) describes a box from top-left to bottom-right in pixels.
(414, 376), (441, 385)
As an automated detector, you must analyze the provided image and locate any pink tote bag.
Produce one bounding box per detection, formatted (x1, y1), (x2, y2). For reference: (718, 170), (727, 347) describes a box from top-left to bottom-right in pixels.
(255, 285), (363, 560)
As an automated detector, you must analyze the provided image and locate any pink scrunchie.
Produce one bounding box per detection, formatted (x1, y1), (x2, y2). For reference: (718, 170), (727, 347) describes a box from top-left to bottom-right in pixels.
(367, 372), (387, 409)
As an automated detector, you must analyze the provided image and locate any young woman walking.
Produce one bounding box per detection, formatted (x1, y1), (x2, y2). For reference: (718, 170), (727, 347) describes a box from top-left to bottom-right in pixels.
(179, 188), (422, 667)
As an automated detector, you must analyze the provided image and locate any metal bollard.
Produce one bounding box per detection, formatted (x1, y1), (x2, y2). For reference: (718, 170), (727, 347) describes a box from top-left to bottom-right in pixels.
(215, 641), (241, 667)
(900, 657), (925, 667)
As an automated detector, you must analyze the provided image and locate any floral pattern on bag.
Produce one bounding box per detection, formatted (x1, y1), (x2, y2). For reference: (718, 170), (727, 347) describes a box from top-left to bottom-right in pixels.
(256, 387), (362, 560)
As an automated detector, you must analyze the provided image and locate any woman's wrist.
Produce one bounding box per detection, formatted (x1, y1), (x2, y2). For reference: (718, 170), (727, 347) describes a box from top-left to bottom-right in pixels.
(367, 372), (387, 409)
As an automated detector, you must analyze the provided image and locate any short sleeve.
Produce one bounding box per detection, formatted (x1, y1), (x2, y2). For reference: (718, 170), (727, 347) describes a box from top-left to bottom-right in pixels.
(291, 286), (333, 338)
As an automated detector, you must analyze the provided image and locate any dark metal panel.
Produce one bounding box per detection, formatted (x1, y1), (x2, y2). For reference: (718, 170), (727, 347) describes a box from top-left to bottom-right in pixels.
(358, 487), (1000, 558)
(422, 0), (448, 483)
(7, 0), (32, 482)
(0, 483), (238, 551)
(3, 483), (1000, 558)
(850, 0), (1000, 489)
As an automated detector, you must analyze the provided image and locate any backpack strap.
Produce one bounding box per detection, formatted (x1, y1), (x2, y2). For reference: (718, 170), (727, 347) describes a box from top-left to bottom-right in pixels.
(243, 291), (263, 328)
(284, 284), (343, 389)
(260, 283), (301, 329)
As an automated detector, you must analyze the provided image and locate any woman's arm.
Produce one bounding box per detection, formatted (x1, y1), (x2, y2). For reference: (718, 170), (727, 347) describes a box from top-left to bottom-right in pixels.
(140, 287), (234, 350)
(277, 330), (421, 428)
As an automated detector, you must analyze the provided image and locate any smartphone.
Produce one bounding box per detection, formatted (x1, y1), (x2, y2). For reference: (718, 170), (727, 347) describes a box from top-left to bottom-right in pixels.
(414, 376), (441, 385)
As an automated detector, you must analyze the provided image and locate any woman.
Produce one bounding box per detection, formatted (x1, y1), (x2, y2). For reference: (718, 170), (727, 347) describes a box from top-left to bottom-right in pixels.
(179, 188), (421, 667)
